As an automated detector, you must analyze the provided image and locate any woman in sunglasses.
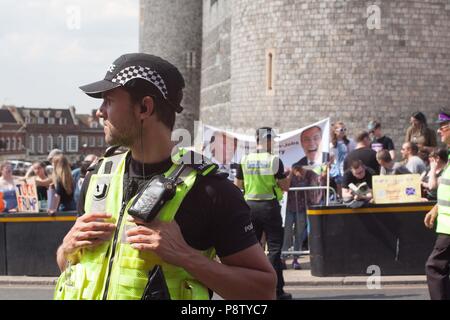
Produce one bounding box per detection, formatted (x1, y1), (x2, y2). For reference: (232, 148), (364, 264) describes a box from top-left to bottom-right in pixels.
(329, 122), (356, 198)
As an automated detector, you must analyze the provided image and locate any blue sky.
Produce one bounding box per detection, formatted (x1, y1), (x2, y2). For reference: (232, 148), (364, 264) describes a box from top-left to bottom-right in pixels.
(0, 0), (139, 115)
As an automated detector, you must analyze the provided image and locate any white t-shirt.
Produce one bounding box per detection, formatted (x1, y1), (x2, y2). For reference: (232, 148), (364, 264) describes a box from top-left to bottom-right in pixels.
(405, 156), (426, 175)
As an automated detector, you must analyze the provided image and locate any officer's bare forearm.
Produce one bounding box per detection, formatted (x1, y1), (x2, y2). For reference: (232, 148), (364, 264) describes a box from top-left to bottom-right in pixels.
(180, 245), (277, 300)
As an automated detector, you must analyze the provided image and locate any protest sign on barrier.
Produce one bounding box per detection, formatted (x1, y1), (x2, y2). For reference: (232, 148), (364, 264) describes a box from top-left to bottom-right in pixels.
(15, 178), (39, 213)
(373, 174), (422, 204)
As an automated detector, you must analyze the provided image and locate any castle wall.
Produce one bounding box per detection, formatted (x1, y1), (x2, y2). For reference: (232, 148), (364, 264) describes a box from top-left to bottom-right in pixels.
(226, 0), (450, 151)
(139, 0), (203, 133)
(199, 0), (232, 127)
(140, 0), (450, 153)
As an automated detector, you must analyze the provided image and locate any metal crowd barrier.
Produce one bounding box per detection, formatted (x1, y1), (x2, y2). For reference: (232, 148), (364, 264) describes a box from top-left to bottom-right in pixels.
(281, 186), (338, 257)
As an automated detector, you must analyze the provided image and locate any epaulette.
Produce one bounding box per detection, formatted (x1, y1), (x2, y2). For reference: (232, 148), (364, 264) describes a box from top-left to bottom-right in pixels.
(175, 150), (218, 176)
(210, 171), (229, 180)
(86, 161), (100, 172)
(103, 145), (128, 158)
(85, 146), (128, 175)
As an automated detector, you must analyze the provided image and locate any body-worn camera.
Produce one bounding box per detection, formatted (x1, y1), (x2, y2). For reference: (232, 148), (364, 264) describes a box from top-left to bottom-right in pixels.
(127, 165), (185, 222)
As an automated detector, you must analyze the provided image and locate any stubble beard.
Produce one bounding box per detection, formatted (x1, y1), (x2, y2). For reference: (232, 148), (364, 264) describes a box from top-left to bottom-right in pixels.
(105, 124), (136, 148)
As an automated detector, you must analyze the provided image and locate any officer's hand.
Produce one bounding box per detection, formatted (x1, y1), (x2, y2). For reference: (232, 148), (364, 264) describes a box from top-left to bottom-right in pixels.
(424, 211), (437, 229)
(126, 216), (196, 267)
(61, 213), (116, 257)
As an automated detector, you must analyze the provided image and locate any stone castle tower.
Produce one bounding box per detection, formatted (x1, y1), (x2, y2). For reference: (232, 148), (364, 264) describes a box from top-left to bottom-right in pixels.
(139, 0), (203, 133)
(140, 0), (450, 150)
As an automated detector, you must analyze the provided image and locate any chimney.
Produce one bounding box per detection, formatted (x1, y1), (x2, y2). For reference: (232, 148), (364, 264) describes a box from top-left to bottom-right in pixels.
(69, 106), (79, 125)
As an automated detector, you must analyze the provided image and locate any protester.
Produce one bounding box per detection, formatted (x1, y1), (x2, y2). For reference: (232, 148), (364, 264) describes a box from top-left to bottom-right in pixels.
(72, 154), (98, 205)
(342, 160), (374, 203)
(56, 53), (276, 300)
(418, 148), (432, 169)
(376, 150), (410, 175)
(422, 148), (448, 201)
(0, 162), (17, 213)
(329, 121), (356, 197)
(424, 111), (450, 300)
(235, 127), (292, 300)
(45, 148), (63, 176)
(25, 161), (52, 203)
(49, 154), (76, 213)
(282, 164), (322, 270)
(405, 111), (437, 153)
(344, 131), (380, 174)
(368, 120), (396, 160)
(401, 142), (427, 174)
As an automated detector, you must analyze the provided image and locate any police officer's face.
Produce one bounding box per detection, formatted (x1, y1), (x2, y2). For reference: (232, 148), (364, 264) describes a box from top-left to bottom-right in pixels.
(437, 122), (450, 144)
(98, 88), (140, 147)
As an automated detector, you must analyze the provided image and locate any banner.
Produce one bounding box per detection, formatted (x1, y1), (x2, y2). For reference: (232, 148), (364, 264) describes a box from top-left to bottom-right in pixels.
(15, 178), (39, 213)
(198, 118), (330, 170)
(196, 119), (331, 225)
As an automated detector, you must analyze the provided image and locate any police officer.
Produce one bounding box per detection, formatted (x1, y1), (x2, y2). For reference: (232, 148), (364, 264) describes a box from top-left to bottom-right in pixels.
(424, 111), (450, 300)
(235, 127), (292, 300)
(54, 53), (276, 300)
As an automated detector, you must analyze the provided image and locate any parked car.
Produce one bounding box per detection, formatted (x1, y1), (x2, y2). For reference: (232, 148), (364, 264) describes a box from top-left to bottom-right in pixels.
(9, 160), (32, 176)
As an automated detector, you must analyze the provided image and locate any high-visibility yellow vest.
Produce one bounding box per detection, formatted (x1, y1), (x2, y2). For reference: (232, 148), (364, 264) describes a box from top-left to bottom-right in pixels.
(241, 152), (283, 201)
(54, 150), (216, 300)
(437, 160), (450, 235)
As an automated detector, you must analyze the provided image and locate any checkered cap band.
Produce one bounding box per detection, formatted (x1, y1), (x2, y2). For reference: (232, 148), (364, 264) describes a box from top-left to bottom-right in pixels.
(111, 66), (169, 99)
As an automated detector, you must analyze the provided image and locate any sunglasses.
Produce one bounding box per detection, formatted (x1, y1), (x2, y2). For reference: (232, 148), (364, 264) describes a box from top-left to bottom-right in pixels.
(336, 128), (347, 133)
(437, 124), (450, 132)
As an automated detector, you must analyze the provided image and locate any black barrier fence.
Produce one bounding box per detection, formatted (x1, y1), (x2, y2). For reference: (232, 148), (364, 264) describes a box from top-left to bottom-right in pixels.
(0, 202), (440, 278)
(0, 212), (77, 276)
(307, 202), (437, 276)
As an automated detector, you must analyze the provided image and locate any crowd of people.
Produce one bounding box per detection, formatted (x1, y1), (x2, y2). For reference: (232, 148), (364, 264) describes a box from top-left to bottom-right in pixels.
(0, 149), (98, 214)
(280, 111), (448, 267)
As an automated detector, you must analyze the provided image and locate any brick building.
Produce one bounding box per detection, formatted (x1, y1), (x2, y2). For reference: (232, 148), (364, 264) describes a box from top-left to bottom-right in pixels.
(140, 0), (450, 154)
(0, 109), (26, 160)
(0, 106), (105, 163)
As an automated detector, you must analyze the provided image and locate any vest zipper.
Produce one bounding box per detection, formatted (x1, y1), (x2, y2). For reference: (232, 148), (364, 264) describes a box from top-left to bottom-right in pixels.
(102, 199), (128, 300)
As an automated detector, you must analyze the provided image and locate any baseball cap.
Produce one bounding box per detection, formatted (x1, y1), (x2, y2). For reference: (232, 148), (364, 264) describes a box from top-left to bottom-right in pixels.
(47, 149), (63, 161)
(436, 111), (450, 124)
(367, 120), (380, 132)
(79, 53), (185, 113)
(256, 127), (278, 140)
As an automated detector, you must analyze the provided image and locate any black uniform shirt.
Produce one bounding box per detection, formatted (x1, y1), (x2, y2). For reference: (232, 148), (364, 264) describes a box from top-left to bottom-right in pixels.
(78, 153), (258, 258)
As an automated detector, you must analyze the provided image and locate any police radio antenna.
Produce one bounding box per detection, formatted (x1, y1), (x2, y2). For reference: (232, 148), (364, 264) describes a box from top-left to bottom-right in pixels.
(141, 119), (145, 179)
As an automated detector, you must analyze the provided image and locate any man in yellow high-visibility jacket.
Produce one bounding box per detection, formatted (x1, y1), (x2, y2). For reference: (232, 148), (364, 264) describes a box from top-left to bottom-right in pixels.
(424, 111), (450, 300)
(55, 53), (276, 300)
(235, 127), (291, 300)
